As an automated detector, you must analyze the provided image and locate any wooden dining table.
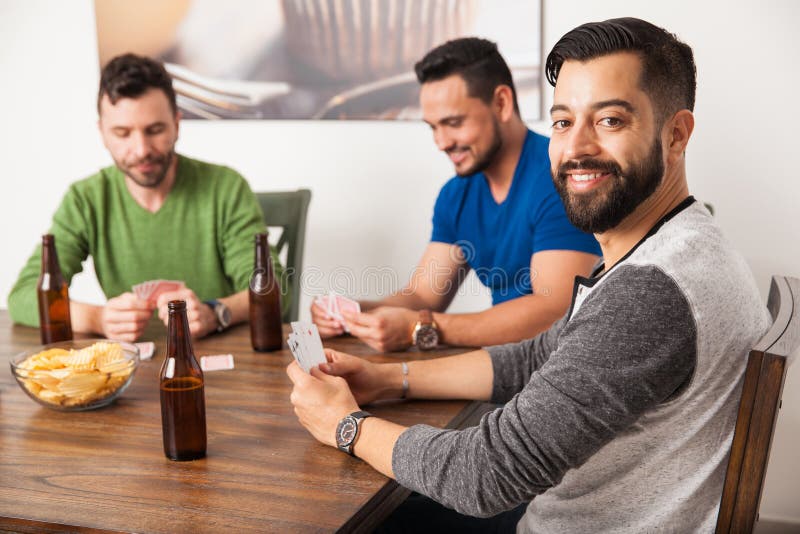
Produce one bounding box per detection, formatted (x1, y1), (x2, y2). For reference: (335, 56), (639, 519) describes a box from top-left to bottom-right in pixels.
(0, 311), (487, 533)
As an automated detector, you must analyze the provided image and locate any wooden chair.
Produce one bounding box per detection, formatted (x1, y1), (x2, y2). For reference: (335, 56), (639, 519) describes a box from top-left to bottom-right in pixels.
(255, 189), (312, 322)
(716, 275), (799, 533)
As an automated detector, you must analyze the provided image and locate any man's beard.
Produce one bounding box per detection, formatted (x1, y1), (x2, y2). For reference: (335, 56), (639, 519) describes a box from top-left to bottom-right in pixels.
(451, 117), (503, 177)
(117, 149), (175, 189)
(552, 136), (664, 233)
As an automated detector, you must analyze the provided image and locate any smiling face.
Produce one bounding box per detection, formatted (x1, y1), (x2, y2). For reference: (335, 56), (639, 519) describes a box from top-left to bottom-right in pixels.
(420, 74), (503, 177)
(549, 52), (666, 233)
(98, 88), (179, 189)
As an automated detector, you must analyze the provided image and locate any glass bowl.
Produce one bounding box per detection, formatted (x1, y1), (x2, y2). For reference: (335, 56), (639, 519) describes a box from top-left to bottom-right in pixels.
(10, 339), (140, 411)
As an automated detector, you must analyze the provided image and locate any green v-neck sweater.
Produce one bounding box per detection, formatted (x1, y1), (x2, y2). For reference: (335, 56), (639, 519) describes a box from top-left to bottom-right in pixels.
(8, 155), (282, 327)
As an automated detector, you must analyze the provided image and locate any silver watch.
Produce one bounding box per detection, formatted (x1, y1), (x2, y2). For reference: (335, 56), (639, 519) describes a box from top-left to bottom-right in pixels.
(335, 410), (372, 456)
(205, 299), (232, 332)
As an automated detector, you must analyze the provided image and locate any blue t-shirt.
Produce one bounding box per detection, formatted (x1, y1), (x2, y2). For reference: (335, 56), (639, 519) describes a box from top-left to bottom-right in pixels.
(431, 129), (601, 305)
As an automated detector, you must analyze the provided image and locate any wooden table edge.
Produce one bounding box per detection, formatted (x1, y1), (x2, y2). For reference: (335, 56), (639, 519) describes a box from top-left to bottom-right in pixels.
(0, 515), (128, 533)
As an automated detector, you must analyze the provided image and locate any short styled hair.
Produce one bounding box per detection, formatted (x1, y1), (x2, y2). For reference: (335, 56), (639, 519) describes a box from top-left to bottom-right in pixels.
(97, 53), (177, 114)
(415, 37), (519, 114)
(545, 17), (696, 122)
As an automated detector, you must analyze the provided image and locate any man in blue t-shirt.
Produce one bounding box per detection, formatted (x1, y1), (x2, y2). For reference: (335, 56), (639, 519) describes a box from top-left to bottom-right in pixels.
(312, 38), (600, 352)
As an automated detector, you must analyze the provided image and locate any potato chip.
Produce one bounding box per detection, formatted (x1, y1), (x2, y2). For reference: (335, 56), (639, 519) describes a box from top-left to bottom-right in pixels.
(58, 348), (96, 369)
(15, 341), (135, 408)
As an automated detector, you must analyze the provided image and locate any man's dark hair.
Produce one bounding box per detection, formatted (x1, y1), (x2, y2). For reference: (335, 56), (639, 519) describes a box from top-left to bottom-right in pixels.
(545, 17), (696, 122)
(415, 37), (519, 114)
(97, 53), (177, 114)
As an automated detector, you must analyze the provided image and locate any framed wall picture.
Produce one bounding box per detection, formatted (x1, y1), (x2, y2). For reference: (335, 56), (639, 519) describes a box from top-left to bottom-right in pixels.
(95, 0), (542, 120)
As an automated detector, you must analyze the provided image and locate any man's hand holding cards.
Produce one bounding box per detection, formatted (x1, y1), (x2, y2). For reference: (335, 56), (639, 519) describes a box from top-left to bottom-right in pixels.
(311, 292), (361, 337)
(288, 321), (328, 373)
(132, 280), (186, 305)
(135, 282), (220, 338)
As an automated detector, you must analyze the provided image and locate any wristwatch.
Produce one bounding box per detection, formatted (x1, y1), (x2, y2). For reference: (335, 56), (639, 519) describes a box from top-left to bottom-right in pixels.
(412, 310), (440, 350)
(335, 410), (372, 456)
(204, 299), (232, 332)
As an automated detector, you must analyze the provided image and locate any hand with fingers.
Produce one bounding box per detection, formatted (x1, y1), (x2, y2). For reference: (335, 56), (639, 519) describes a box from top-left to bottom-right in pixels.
(342, 306), (418, 352)
(100, 292), (155, 342)
(317, 349), (403, 405)
(155, 288), (217, 338)
(286, 358), (361, 447)
(310, 299), (345, 338)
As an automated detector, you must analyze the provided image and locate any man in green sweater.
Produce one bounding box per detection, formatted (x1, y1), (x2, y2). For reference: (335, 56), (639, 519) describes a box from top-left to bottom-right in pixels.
(8, 54), (280, 341)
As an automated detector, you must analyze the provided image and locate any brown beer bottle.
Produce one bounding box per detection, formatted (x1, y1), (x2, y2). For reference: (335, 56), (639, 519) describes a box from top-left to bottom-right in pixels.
(249, 232), (283, 351)
(37, 234), (73, 344)
(160, 300), (207, 461)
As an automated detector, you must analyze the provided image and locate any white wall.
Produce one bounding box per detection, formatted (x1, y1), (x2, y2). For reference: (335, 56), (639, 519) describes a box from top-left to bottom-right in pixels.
(1, 0), (798, 523)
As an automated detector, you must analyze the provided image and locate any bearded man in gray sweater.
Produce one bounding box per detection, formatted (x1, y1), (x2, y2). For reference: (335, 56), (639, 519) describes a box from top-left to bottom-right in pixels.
(288, 17), (770, 533)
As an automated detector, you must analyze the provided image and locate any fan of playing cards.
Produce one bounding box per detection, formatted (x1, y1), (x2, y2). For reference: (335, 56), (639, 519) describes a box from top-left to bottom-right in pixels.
(315, 292), (361, 332)
(133, 280), (185, 305)
(287, 322), (328, 373)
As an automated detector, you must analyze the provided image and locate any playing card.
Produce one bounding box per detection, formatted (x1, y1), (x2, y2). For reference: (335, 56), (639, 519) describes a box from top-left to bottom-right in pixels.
(287, 333), (306, 371)
(303, 324), (326, 368)
(335, 295), (360, 315)
(289, 321), (326, 372)
(326, 291), (340, 319)
(132, 281), (152, 301)
(334, 295), (360, 333)
(134, 280), (175, 303)
(134, 341), (155, 360)
(147, 280), (186, 305)
(200, 354), (234, 372)
(290, 322), (311, 369)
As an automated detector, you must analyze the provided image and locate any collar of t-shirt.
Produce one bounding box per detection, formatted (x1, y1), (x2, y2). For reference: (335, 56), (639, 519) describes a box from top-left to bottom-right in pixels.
(568, 196), (697, 319)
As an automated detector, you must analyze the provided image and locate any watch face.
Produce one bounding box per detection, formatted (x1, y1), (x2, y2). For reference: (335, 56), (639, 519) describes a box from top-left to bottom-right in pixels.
(416, 325), (439, 350)
(337, 416), (358, 448)
(218, 305), (232, 327)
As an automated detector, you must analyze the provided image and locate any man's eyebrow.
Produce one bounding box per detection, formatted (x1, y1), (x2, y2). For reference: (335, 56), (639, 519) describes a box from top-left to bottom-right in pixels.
(592, 99), (636, 114)
(550, 99), (636, 115)
(424, 114), (465, 126)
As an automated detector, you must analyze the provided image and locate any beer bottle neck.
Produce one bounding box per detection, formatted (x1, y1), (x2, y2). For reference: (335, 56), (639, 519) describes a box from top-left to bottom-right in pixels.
(41, 237), (61, 275)
(167, 308), (194, 359)
(254, 240), (273, 273)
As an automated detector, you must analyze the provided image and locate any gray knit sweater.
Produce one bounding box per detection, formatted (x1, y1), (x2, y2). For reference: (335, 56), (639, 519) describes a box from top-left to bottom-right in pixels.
(392, 199), (771, 533)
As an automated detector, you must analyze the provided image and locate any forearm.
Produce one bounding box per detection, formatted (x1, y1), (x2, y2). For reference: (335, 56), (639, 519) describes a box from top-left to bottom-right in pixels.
(435, 294), (565, 347)
(353, 418), (405, 478)
(361, 291), (434, 312)
(70, 301), (104, 335)
(375, 349), (494, 401)
(351, 349), (493, 479)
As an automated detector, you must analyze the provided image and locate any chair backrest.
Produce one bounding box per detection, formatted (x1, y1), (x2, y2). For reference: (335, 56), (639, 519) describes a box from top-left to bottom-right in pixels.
(255, 189), (312, 323)
(716, 275), (799, 533)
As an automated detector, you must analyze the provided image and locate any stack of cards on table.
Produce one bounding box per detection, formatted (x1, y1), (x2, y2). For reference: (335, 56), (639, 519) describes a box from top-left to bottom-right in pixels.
(315, 292), (360, 332)
(132, 280), (185, 305)
(287, 321), (327, 373)
(134, 341), (155, 360)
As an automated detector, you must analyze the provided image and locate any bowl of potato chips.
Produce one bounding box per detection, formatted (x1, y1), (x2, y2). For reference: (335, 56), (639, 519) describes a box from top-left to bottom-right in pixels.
(10, 339), (139, 411)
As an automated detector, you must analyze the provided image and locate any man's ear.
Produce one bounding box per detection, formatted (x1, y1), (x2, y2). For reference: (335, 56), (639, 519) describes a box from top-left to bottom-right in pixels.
(493, 85), (516, 122)
(665, 109), (694, 164)
(97, 118), (111, 150)
(174, 109), (182, 140)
